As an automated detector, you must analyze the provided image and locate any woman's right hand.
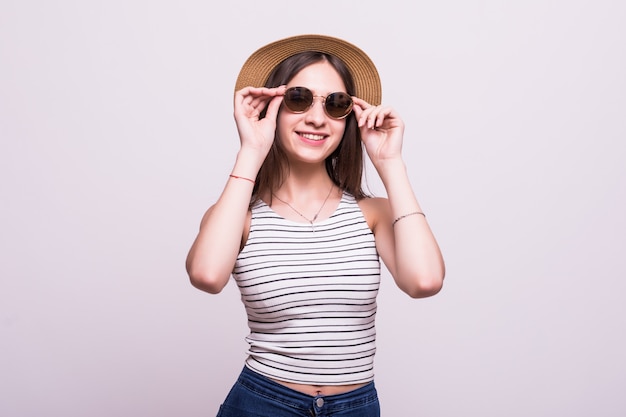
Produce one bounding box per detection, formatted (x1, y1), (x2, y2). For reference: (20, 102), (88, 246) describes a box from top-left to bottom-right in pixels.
(233, 86), (285, 156)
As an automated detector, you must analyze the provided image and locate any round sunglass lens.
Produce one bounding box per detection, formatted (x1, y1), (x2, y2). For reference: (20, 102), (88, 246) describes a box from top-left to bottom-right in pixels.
(284, 87), (313, 112)
(325, 92), (353, 118)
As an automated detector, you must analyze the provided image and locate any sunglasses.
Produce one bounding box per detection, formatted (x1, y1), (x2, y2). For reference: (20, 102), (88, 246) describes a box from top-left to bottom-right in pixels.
(283, 86), (354, 119)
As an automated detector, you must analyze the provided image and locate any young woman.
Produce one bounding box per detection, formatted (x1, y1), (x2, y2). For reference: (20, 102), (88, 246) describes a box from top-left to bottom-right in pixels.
(186, 34), (445, 416)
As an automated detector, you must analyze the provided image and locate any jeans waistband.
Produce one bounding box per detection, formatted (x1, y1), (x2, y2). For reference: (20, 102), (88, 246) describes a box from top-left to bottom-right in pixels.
(237, 365), (378, 410)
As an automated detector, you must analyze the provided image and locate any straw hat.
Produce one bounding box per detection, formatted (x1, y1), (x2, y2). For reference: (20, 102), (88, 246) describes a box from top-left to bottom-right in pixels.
(234, 34), (382, 105)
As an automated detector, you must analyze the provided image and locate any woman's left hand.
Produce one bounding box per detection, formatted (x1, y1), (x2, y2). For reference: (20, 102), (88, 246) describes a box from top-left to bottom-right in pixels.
(352, 97), (405, 166)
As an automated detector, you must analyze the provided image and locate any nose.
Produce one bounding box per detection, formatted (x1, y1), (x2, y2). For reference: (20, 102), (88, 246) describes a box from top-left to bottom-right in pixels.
(304, 97), (327, 125)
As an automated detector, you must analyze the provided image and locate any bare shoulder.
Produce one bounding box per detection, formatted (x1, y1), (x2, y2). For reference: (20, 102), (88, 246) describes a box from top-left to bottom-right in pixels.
(357, 196), (391, 232)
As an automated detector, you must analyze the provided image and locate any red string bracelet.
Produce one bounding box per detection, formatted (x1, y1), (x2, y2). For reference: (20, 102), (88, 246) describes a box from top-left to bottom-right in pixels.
(229, 174), (255, 184)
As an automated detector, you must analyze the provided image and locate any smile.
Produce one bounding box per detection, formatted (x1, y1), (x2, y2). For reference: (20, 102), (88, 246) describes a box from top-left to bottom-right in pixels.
(299, 132), (326, 141)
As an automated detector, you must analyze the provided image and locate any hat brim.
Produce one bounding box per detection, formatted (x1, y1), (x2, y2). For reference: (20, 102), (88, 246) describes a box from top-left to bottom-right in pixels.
(234, 34), (382, 106)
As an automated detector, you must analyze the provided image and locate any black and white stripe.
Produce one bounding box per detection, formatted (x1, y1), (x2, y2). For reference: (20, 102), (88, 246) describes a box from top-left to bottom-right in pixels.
(233, 193), (381, 385)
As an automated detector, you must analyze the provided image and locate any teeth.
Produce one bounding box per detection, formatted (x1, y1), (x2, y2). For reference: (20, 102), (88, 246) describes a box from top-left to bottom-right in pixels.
(301, 133), (325, 141)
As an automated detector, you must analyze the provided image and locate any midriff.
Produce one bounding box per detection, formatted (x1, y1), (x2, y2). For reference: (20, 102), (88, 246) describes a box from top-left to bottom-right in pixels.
(271, 378), (368, 397)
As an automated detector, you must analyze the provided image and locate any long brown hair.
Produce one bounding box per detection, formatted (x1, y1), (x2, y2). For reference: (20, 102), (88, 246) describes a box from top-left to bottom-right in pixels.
(249, 52), (369, 206)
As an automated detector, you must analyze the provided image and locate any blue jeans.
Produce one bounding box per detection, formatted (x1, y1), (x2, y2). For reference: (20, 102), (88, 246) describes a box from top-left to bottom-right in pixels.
(216, 366), (381, 416)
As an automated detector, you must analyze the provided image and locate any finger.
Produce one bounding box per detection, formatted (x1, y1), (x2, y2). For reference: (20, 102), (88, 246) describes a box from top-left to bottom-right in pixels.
(352, 96), (371, 108)
(245, 86), (286, 110)
(350, 98), (366, 123)
(363, 105), (383, 129)
(263, 94), (285, 122)
(236, 86), (284, 103)
(255, 86), (286, 118)
(374, 108), (392, 128)
(352, 97), (386, 128)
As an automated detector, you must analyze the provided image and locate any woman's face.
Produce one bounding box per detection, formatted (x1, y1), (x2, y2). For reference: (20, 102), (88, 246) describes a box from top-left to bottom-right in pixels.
(276, 61), (348, 166)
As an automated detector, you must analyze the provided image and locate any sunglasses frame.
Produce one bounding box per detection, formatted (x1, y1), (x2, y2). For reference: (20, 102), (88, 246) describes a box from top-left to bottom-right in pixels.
(282, 86), (354, 120)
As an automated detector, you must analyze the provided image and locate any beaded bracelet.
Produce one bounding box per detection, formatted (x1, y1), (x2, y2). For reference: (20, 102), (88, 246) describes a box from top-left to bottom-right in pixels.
(392, 211), (425, 227)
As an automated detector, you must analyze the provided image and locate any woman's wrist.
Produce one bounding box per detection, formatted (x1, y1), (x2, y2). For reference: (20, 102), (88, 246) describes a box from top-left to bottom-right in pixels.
(232, 147), (266, 179)
(374, 157), (407, 184)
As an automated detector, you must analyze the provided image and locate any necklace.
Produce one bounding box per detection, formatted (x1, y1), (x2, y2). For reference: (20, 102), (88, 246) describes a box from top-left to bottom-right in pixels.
(272, 184), (335, 231)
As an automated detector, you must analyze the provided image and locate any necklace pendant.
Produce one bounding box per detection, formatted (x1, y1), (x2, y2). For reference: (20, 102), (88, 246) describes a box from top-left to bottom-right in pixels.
(272, 184), (334, 233)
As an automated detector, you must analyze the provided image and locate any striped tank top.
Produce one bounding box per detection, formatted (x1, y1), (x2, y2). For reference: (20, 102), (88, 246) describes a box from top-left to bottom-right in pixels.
(233, 192), (381, 385)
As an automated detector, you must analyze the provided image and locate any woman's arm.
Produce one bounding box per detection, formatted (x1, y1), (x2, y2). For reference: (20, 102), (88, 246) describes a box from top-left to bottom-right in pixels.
(353, 98), (445, 298)
(185, 86), (284, 294)
(185, 150), (258, 294)
(365, 166), (445, 298)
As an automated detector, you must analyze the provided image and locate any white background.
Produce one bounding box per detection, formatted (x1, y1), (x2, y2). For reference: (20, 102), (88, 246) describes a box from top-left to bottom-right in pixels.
(1, 1), (625, 416)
